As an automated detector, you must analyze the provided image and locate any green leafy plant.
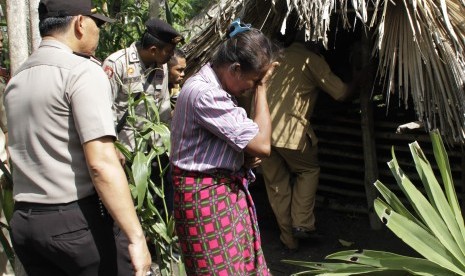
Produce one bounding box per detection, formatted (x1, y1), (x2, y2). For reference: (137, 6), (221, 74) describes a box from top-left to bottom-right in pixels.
(0, 161), (14, 270)
(93, 0), (213, 60)
(114, 87), (185, 276)
(95, 1), (149, 60)
(284, 129), (465, 275)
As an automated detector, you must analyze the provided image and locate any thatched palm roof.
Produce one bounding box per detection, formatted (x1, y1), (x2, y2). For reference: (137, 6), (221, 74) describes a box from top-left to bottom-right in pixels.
(183, 0), (465, 144)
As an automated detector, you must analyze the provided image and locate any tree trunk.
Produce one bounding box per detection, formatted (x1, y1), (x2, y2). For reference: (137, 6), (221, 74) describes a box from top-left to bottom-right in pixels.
(5, 2), (29, 273)
(148, 0), (160, 18)
(6, 0), (29, 74)
(29, 0), (40, 51)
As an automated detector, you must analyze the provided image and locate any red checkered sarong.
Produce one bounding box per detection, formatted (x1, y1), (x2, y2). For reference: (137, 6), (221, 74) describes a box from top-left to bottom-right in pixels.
(172, 166), (270, 276)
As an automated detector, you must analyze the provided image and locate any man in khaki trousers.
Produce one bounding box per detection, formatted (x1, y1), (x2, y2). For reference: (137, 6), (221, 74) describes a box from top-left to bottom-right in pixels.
(261, 38), (357, 251)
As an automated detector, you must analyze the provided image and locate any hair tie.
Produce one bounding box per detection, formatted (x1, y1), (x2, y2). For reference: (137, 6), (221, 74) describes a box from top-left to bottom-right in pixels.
(228, 18), (251, 38)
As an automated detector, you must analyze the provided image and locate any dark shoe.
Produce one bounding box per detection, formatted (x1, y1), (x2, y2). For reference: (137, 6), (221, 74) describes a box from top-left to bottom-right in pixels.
(292, 227), (324, 240)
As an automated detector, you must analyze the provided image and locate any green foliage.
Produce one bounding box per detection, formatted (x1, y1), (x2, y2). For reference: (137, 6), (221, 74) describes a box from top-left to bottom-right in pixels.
(162, 0), (214, 35)
(94, 0), (213, 60)
(284, 130), (465, 275)
(0, 162), (15, 270)
(114, 77), (184, 275)
(94, 1), (149, 60)
(162, 0), (193, 29)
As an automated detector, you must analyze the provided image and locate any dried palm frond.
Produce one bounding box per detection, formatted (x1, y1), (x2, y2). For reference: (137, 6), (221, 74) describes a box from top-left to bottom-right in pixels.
(183, 0), (357, 77)
(183, 0), (287, 77)
(372, 0), (465, 143)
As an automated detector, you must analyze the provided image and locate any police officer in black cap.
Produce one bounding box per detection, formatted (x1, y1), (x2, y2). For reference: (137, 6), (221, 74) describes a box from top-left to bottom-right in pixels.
(103, 18), (184, 151)
(5, 0), (152, 275)
(103, 19), (183, 233)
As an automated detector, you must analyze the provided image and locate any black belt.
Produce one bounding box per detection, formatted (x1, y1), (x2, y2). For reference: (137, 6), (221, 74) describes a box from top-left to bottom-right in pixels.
(14, 194), (99, 212)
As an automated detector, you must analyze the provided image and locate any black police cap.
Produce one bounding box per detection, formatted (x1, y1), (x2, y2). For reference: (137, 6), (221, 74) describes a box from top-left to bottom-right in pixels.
(145, 18), (184, 44)
(39, 0), (115, 23)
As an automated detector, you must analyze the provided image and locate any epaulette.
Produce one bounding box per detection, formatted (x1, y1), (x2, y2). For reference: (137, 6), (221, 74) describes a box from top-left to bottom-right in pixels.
(73, 52), (102, 66)
(105, 50), (125, 63)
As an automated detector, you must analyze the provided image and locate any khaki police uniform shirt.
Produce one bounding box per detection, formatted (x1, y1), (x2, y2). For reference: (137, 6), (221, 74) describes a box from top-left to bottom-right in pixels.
(4, 40), (116, 204)
(267, 42), (349, 150)
(102, 42), (171, 150)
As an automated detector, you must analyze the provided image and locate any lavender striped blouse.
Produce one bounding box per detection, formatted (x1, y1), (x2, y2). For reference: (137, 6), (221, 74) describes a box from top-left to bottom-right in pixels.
(170, 63), (259, 173)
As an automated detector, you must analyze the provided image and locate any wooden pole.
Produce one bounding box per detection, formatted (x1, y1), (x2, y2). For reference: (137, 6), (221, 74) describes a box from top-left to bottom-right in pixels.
(5, 1), (29, 274)
(6, 0), (29, 74)
(359, 30), (382, 230)
(148, 0), (160, 19)
(29, 0), (40, 52)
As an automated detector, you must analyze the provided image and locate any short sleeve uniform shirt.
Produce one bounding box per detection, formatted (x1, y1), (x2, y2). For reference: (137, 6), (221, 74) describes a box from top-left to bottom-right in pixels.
(102, 42), (171, 149)
(4, 40), (116, 204)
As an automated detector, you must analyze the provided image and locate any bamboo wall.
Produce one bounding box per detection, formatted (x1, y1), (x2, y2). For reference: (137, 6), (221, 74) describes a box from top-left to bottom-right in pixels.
(312, 93), (465, 215)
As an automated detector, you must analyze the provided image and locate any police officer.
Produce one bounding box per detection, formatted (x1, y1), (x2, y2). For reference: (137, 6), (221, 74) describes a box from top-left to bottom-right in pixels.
(5, 0), (151, 275)
(103, 18), (183, 224)
(103, 18), (183, 150)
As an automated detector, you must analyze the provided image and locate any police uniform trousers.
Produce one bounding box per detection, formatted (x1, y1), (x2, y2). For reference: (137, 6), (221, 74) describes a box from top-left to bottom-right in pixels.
(10, 194), (133, 276)
(261, 135), (320, 249)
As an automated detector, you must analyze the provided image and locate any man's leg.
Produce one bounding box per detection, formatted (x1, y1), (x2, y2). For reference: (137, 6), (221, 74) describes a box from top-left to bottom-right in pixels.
(10, 198), (133, 276)
(276, 138), (320, 233)
(261, 148), (298, 249)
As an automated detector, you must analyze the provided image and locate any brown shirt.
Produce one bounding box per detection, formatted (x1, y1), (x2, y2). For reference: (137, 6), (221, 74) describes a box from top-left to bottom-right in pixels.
(267, 42), (348, 150)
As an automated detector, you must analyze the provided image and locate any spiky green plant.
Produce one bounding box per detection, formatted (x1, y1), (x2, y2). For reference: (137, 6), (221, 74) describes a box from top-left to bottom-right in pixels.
(283, 129), (465, 275)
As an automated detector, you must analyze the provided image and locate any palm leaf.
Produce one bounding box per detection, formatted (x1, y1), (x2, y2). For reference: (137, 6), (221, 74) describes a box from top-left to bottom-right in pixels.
(282, 259), (385, 274)
(327, 249), (457, 276)
(387, 148), (465, 267)
(131, 151), (149, 209)
(430, 130), (465, 242)
(287, 130), (465, 275)
(374, 199), (465, 274)
(409, 139), (465, 259)
(374, 180), (426, 229)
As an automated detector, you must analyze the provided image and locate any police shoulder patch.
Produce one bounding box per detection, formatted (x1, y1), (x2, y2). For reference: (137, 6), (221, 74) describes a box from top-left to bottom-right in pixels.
(104, 65), (114, 79)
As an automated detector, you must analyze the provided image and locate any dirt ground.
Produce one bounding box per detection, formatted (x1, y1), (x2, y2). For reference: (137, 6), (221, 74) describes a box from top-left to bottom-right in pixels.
(249, 176), (417, 276)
